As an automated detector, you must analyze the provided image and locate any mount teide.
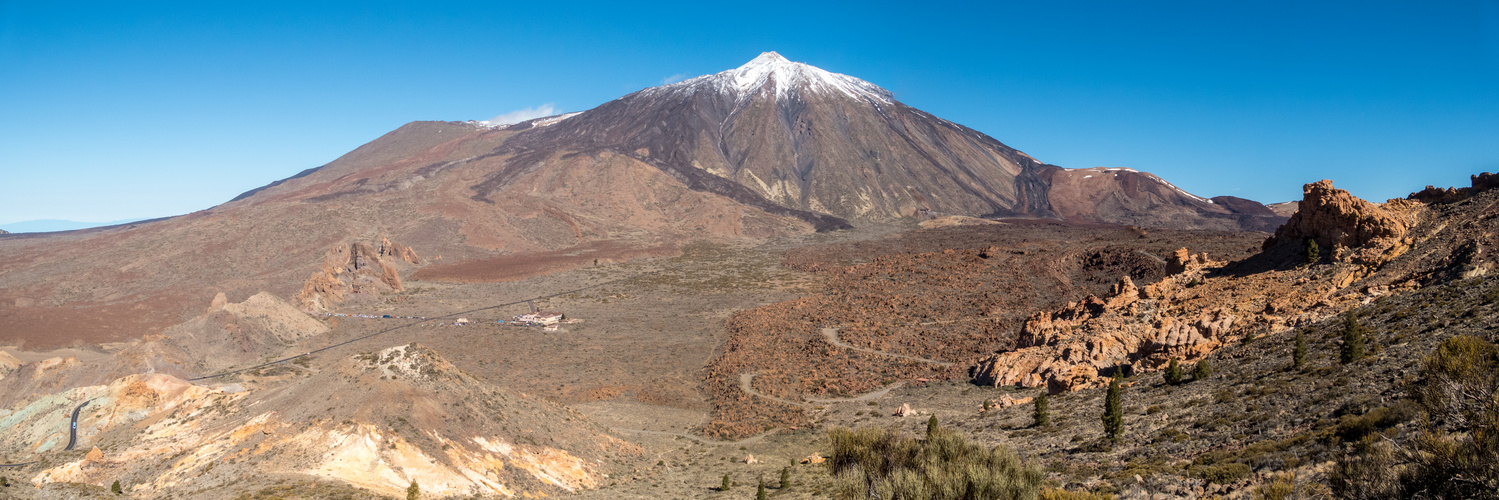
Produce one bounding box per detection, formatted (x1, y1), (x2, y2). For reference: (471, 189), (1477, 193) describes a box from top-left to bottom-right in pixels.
(0, 52), (1281, 346)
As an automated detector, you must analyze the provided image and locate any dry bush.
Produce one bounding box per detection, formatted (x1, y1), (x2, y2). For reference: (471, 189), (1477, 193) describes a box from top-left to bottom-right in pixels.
(828, 426), (1043, 499)
(1332, 335), (1499, 498)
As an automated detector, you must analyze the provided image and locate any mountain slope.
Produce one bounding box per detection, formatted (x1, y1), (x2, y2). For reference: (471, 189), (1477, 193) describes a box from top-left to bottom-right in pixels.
(490, 52), (1054, 226)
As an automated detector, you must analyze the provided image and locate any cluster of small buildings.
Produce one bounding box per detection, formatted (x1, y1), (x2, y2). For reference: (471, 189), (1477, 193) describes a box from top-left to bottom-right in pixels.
(319, 308), (578, 331)
(512, 311), (565, 326)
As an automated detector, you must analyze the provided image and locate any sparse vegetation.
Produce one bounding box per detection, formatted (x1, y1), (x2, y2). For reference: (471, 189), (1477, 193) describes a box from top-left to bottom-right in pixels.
(1039, 488), (1115, 500)
(406, 480), (419, 500)
(1333, 335), (1499, 498)
(722, 473), (732, 491)
(757, 477), (767, 500)
(112, 479), (122, 494)
(781, 466), (791, 489)
(829, 426), (1043, 499)
(1164, 358), (1182, 386)
(1303, 238), (1319, 264)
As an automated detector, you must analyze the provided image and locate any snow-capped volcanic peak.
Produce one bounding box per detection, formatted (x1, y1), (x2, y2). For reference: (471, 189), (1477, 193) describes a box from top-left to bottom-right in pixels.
(660, 51), (893, 103)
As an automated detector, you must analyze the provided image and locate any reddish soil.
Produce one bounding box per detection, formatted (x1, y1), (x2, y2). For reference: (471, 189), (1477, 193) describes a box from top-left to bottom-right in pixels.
(412, 241), (681, 283)
(700, 223), (1267, 438)
(0, 293), (192, 349)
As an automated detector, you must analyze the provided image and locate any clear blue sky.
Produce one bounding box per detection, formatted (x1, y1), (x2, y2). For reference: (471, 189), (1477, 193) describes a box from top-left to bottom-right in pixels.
(2, 1), (1497, 226)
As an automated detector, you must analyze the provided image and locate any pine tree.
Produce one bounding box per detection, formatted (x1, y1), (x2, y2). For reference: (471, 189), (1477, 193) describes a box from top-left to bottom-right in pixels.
(406, 480), (420, 500)
(1341, 312), (1366, 364)
(1305, 238), (1320, 264)
(1164, 358), (1183, 386)
(926, 415), (939, 438)
(722, 474), (732, 491)
(1033, 393), (1050, 427)
(111, 480), (122, 494)
(1293, 329), (1308, 370)
(1193, 359), (1213, 381)
(757, 477), (767, 500)
(780, 466), (790, 489)
(1102, 374), (1124, 441)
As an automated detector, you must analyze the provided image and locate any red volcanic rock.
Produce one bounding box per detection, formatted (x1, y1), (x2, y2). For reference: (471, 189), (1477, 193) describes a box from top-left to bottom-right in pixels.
(1409, 172), (1499, 204)
(297, 239), (413, 312)
(971, 250), (1256, 394)
(380, 237), (421, 264)
(1265, 180), (1407, 260)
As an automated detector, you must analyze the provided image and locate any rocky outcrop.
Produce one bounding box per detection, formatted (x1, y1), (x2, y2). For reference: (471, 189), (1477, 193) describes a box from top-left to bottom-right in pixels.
(298, 239), (413, 312)
(971, 249), (1303, 394)
(1408, 172), (1499, 204)
(0, 350), (19, 380)
(162, 291), (329, 372)
(1264, 180), (1407, 258)
(1166, 248), (1216, 275)
(379, 237), (421, 264)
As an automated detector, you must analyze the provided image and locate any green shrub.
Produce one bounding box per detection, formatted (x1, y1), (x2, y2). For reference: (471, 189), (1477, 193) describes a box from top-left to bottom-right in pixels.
(1164, 358), (1183, 386)
(111, 480), (122, 494)
(1333, 335), (1499, 498)
(828, 426), (1043, 499)
(406, 480), (419, 500)
(1192, 463), (1251, 485)
(1304, 238), (1319, 264)
(927, 415), (939, 438)
(1193, 359), (1213, 381)
(758, 477), (767, 500)
(722, 474), (732, 491)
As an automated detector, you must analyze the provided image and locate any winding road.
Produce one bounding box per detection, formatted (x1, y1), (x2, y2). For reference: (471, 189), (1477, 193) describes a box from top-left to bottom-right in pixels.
(820, 327), (953, 367)
(738, 373), (811, 408)
(610, 427), (783, 446)
(801, 381), (906, 404)
(64, 399), (93, 451)
(0, 398), (93, 468)
(733, 328), (952, 410)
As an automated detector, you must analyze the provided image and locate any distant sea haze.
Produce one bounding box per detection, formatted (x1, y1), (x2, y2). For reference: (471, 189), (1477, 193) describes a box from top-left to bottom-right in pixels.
(0, 218), (147, 233)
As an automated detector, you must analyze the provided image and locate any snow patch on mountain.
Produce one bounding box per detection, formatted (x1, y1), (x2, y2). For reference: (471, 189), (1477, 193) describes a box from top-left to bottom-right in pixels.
(645, 51), (893, 104)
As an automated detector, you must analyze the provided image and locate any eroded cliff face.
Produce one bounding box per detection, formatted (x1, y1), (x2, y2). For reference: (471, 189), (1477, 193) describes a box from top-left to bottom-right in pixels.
(297, 238), (415, 313)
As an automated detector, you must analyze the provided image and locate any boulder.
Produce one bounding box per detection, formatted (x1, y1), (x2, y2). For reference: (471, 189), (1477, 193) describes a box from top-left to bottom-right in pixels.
(893, 403), (912, 417)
